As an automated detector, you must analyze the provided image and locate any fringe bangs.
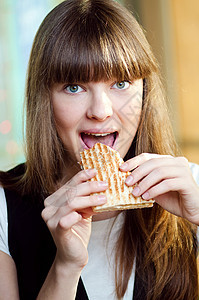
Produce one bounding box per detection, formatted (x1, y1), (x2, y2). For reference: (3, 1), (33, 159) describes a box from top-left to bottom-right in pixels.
(47, 32), (153, 85)
(39, 0), (157, 86)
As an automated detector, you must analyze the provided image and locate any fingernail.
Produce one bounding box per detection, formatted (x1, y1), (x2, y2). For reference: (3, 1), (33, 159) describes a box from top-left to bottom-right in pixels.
(97, 195), (106, 201)
(132, 186), (140, 196)
(85, 168), (97, 176)
(98, 181), (108, 187)
(142, 192), (150, 200)
(125, 175), (134, 185)
(120, 162), (128, 170)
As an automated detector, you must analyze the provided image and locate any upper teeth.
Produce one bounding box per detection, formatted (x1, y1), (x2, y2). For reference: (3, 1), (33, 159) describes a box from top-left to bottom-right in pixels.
(85, 133), (111, 136)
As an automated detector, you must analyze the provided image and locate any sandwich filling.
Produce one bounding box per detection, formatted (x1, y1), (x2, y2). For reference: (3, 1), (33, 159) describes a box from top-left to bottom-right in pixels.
(81, 132), (117, 148)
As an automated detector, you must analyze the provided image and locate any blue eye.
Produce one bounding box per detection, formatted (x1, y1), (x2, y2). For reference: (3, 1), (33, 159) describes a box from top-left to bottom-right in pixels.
(113, 81), (130, 90)
(65, 85), (83, 94)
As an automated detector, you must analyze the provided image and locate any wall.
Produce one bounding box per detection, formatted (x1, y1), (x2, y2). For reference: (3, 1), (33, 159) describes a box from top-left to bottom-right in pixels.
(170, 0), (199, 163)
(0, 0), (59, 170)
(123, 0), (199, 163)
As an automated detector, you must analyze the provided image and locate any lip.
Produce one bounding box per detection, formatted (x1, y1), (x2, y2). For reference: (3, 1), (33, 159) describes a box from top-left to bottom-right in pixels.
(81, 128), (118, 134)
(79, 130), (119, 150)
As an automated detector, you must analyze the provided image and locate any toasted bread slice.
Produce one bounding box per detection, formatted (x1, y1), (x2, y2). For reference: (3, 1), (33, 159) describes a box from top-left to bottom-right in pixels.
(80, 143), (154, 212)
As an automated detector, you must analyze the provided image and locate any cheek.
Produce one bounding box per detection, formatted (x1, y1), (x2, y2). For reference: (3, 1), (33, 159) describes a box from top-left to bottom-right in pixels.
(119, 96), (143, 131)
(53, 103), (82, 130)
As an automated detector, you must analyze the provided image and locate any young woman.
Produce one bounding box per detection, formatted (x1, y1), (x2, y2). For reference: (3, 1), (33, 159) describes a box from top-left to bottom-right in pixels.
(0, 0), (199, 299)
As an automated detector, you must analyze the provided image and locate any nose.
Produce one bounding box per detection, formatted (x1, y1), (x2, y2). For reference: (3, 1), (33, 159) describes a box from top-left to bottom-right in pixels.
(86, 90), (113, 121)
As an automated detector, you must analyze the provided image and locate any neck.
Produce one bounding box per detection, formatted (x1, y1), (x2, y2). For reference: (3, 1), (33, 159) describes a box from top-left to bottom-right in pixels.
(60, 156), (82, 184)
(92, 211), (120, 221)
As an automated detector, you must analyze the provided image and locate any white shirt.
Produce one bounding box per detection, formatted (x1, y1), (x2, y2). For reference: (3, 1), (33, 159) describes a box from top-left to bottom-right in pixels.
(1, 162), (199, 299)
(0, 187), (9, 256)
(81, 213), (135, 300)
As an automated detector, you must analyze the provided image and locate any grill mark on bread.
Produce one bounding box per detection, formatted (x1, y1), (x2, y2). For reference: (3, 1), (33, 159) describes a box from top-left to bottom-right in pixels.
(80, 143), (154, 212)
(100, 143), (112, 195)
(111, 149), (122, 202)
(94, 146), (104, 182)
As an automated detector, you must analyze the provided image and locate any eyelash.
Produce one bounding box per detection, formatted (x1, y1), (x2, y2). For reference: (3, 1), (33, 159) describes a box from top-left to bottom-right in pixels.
(112, 81), (131, 90)
(64, 80), (132, 94)
(64, 84), (84, 94)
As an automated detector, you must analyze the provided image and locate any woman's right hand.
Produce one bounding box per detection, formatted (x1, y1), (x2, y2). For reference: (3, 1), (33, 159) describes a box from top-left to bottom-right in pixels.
(41, 168), (108, 270)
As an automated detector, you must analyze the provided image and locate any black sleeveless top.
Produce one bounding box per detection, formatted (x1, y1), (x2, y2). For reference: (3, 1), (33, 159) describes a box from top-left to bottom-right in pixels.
(4, 164), (147, 300)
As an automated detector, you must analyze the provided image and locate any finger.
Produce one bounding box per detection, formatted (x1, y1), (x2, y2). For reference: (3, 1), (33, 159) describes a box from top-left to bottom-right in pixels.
(58, 211), (82, 231)
(46, 194), (107, 226)
(125, 157), (187, 186)
(81, 208), (97, 219)
(44, 169), (98, 208)
(120, 153), (172, 172)
(48, 180), (108, 209)
(42, 192), (105, 223)
(141, 180), (182, 217)
(45, 182), (108, 210)
(131, 165), (185, 197)
(41, 205), (57, 222)
(59, 194), (107, 215)
(75, 180), (108, 197)
(44, 190), (66, 207)
(46, 211), (83, 234)
(141, 178), (183, 200)
(68, 168), (97, 187)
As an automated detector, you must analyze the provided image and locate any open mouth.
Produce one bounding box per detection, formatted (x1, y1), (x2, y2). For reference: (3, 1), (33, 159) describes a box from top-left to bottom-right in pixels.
(80, 131), (118, 149)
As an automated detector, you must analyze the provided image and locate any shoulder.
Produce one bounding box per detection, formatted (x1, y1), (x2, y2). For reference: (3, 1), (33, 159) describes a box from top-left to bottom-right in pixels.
(189, 162), (199, 185)
(0, 186), (10, 256)
(0, 163), (26, 180)
(0, 163), (26, 194)
(5, 163), (26, 177)
(0, 186), (6, 207)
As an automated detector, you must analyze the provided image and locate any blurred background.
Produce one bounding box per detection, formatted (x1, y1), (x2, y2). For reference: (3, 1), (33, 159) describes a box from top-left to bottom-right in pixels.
(0, 0), (199, 170)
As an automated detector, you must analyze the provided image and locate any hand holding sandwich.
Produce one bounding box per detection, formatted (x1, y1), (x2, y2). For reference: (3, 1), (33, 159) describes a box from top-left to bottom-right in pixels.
(38, 168), (108, 299)
(120, 153), (199, 225)
(41, 168), (108, 269)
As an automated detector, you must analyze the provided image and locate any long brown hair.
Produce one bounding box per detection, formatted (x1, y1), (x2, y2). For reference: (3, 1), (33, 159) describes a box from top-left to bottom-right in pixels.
(0, 0), (198, 298)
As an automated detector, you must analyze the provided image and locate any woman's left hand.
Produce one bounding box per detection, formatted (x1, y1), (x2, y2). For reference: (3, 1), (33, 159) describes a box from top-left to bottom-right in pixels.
(120, 153), (199, 225)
